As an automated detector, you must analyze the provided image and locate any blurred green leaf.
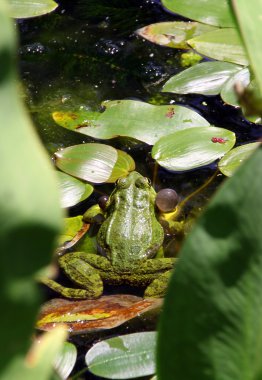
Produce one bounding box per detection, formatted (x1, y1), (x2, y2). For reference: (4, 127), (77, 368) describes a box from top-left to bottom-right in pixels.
(152, 126), (235, 171)
(136, 21), (216, 49)
(57, 171), (93, 208)
(162, 61), (242, 95)
(0, 1), (62, 377)
(218, 142), (260, 176)
(54, 143), (118, 183)
(157, 145), (262, 380)
(85, 332), (156, 379)
(53, 100), (210, 145)
(8, 0), (58, 18)
(232, 0), (262, 94)
(161, 0), (235, 27)
(188, 28), (248, 65)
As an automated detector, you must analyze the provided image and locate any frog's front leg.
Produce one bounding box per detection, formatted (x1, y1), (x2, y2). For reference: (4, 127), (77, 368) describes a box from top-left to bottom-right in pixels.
(42, 252), (113, 299)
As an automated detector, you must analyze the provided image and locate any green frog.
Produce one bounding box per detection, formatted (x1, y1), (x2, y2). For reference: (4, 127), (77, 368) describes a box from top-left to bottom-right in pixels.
(42, 171), (176, 299)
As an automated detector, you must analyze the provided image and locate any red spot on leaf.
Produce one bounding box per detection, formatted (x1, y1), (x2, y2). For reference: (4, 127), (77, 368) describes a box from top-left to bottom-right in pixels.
(165, 107), (175, 119)
(211, 137), (227, 144)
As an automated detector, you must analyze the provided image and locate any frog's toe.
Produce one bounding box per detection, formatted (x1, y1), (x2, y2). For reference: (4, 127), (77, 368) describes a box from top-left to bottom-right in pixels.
(41, 278), (103, 299)
(144, 270), (172, 298)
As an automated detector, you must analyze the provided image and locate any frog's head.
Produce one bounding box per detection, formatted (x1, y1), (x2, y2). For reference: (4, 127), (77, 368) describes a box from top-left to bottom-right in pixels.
(116, 171), (151, 190)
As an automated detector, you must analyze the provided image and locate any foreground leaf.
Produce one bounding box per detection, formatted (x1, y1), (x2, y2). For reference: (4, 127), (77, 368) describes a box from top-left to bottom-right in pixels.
(188, 28), (248, 65)
(152, 126), (236, 171)
(53, 100), (210, 145)
(57, 171), (93, 208)
(8, 0), (58, 18)
(136, 21), (216, 49)
(157, 145), (262, 380)
(85, 331), (156, 379)
(54, 143), (118, 183)
(37, 295), (162, 334)
(218, 142), (260, 176)
(161, 0), (235, 27)
(162, 61), (242, 95)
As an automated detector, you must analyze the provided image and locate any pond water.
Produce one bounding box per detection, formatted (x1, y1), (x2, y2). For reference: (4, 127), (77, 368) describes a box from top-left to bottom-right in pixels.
(17, 0), (262, 378)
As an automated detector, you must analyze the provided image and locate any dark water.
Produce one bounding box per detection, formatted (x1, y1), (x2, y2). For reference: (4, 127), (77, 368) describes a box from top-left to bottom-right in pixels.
(17, 1), (262, 378)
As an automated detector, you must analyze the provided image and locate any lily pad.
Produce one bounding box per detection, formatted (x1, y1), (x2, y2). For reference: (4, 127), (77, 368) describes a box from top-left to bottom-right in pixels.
(36, 295), (162, 334)
(152, 126), (236, 171)
(54, 143), (118, 183)
(218, 142), (261, 176)
(108, 150), (136, 183)
(221, 67), (250, 106)
(162, 61), (242, 95)
(53, 342), (77, 380)
(85, 331), (156, 379)
(53, 100), (210, 145)
(188, 28), (248, 66)
(57, 171), (93, 208)
(136, 21), (216, 49)
(9, 0), (58, 18)
(161, 0), (235, 27)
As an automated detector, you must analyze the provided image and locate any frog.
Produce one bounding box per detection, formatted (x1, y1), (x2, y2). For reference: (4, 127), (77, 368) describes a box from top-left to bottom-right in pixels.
(42, 171), (176, 299)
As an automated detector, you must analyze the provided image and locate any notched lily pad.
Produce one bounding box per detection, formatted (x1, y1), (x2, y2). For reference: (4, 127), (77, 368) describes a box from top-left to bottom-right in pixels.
(221, 67), (250, 107)
(37, 295), (162, 334)
(57, 171), (93, 208)
(108, 150), (136, 182)
(53, 100), (210, 145)
(218, 142), (261, 176)
(54, 143), (118, 183)
(136, 21), (216, 49)
(152, 126), (236, 171)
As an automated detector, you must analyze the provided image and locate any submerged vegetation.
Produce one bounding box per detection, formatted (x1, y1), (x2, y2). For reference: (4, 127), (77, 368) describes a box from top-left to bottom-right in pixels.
(1, 0), (262, 379)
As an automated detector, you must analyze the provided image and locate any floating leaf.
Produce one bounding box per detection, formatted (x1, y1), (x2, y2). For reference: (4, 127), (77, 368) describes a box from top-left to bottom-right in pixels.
(53, 100), (210, 145)
(85, 331), (156, 379)
(161, 0), (235, 27)
(58, 216), (84, 246)
(52, 109), (99, 131)
(54, 342), (77, 380)
(188, 28), (248, 65)
(108, 150), (136, 182)
(37, 295), (162, 334)
(152, 126), (236, 171)
(136, 21), (216, 49)
(57, 171), (93, 208)
(157, 145), (262, 380)
(162, 61), (242, 95)
(221, 67), (250, 106)
(9, 0), (58, 18)
(54, 143), (118, 183)
(218, 142), (260, 176)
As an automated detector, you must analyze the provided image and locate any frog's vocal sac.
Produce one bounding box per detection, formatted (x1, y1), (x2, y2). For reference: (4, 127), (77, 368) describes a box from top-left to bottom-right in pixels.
(42, 171), (176, 299)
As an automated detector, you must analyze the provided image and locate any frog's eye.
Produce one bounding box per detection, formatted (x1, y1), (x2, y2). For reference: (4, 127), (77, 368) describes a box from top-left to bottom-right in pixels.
(116, 177), (128, 188)
(156, 188), (179, 212)
(98, 195), (109, 210)
(135, 176), (151, 188)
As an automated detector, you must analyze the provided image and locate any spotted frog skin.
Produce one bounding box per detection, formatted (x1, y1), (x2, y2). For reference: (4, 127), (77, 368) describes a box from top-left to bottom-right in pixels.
(43, 172), (176, 298)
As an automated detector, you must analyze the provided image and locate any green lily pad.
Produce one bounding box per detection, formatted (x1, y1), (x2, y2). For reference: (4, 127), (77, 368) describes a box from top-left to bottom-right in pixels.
(108, 150), (136, 183)
(57, 171), (93, 208)
(161, 0), (235, 27)
(8, 0), (58, 18)
(53, 100), (210, 145)
(188, 28), (248, 65)
(152, 126), (236, 171)
(136, 21), (216, 49)
(54, 342), (77, 380)
(85, 331), (156, 379)
(162, 61), (242, 95)
(221, 67), (250, 106)
(218, 142), (261, 176)
(52, 109), (99, 131)
(58, 216), (84, 246)
(54, 143), (118, 183)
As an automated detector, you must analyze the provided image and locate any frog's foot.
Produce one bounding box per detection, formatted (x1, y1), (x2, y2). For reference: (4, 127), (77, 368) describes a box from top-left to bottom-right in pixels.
(144, 269), (173, 298)
(41, 252), (104, 299)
